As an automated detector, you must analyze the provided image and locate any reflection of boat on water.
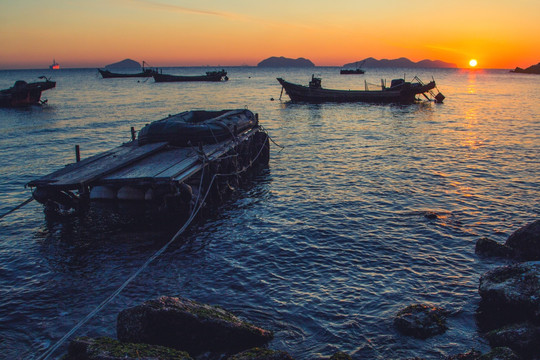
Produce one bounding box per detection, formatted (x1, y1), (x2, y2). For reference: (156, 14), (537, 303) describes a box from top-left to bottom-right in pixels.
(49, 59), (60, 70)
(0, 76), (56, 107)
(98, 61), (159, 78)
(340, 60), (365, 74)
(153, 69), (228, 82)
(277, 75), (445, 104)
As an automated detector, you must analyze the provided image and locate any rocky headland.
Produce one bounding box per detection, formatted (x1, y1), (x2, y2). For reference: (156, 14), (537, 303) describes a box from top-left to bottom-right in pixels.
(343, 57), (456, 68)
(510, 62), (540, 74)
(257, 57), (315, 68)
(105, 59), (141, 69)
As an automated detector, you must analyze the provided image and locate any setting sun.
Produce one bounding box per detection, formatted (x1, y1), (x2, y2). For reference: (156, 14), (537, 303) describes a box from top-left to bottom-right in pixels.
(469, 59), (478, 67)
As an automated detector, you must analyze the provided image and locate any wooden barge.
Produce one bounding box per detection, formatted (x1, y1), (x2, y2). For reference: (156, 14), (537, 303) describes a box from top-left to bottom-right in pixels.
(27, 109), (269, 216)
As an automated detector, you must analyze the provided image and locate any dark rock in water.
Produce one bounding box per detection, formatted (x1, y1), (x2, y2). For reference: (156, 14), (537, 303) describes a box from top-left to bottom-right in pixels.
(444, 349), (482, 359)
(424, 212), (438, 219)
(117, 296), (273, 356)
(443, 347), (518, 360)
(328, 351), (352, 360)
(475, 237), (514, 259)
(65, 336), (192, 359)
(478, 261), (540, 325)
(257, 56), (315, 67)
(504, 220), (540, 261)
(227, 347), (294, 360)
(105, 58), (141, 69)
(510, 62), (540, 74)
(485, 323), (540, 358)
(394, 304), (448, 339)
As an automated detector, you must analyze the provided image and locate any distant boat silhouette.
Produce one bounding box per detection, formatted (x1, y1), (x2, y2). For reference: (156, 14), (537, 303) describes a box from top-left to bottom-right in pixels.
(49, 59), (60, 70)
(340, 60), (365, 75)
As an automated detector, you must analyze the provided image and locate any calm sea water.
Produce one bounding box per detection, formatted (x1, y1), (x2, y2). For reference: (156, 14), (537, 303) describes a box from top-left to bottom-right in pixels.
(0, 67), (538, 359)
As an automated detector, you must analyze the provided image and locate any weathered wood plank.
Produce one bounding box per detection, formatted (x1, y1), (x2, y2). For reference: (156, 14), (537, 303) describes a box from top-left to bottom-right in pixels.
(28, 142), (168, 189)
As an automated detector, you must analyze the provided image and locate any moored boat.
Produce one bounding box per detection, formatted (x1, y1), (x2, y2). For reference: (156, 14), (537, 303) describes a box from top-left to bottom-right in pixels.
(27, 109), (269, 215)
(98, 61), (159, 78)
(277, 75), (444, 104)
(153, 69), (228, 82)
(0, 77), (56, 108)
(340, 60), (365, 74)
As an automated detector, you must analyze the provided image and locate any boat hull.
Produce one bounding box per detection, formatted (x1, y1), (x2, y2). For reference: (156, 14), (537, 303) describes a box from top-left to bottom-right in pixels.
(340, 69), (365, 75)
(277, 78), (436, 104)
(98, 69), (158, 78)
(153, 70), (228, 82)
(0, 80), (56, 107)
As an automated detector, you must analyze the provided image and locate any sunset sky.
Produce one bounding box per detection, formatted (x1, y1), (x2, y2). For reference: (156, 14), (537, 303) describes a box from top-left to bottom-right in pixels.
(1, 0), (539, 69)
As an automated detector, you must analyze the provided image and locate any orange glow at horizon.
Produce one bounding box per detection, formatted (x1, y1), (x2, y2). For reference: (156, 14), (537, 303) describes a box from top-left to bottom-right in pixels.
(1, 1), (539, 70)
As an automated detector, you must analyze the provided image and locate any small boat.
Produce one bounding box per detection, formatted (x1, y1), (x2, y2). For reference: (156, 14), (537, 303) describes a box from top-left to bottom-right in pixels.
(277, 75), (445, 104)
(340, 60), (365, 75)
(153, 69), (228, 83)
(49, 59), (60, 70)
(0, 77), (56, 108)
(27, 109), (268, 214)
(98, 61), (159, 78)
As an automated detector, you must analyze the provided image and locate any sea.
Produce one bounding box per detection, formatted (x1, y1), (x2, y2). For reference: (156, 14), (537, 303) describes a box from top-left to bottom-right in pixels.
(0, 66), (538, 360)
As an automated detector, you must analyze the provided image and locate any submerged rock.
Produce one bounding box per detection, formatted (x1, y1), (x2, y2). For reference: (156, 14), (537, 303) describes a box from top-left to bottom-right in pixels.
(485, 323), (540, 358)
(394, 304), (448, 339)
(328, 351), (352, 360)
(227, 347), (294, 360)
(444, 349), (482, 360)
(504, 220), (540, 261)
(475, 238), (514, 259)
(478, 261), (540, 324)
(65, 336), (192, 360)
(117, 296), (273, 356)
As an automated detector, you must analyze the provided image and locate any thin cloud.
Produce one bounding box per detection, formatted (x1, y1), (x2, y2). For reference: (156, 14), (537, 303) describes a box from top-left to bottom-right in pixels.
(123, 0), (248, 21)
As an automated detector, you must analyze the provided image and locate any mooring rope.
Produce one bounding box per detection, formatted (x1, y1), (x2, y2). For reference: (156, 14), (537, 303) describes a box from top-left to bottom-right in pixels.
(0, 196), (34, 221)
(36, 131), (271, 360)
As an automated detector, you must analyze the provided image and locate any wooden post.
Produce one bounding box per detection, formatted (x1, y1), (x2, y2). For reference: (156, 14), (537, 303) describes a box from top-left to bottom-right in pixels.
(75, 145), (80, 162)
(131, 127), (136, 141)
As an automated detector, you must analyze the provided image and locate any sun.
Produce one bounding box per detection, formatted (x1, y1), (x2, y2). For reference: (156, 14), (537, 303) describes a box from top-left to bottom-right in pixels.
(469, 59), (478, 67)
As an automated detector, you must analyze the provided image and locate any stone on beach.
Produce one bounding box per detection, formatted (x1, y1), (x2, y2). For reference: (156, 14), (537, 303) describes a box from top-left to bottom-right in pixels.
(117, 296), (273, 356)
(485, 323), (540, 358)
(227, 347), (295, 360)
(504, 219), (540, 261)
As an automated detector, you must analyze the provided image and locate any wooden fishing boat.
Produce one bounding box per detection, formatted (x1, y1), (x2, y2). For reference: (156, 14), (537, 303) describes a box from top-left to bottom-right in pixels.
(340, 60), (365, 74)
(153, 70), (228, 83)
(27, 109), (269, 215)
(98, 67), (159, 78)
(277, 75), (444, 104)
(0, 77), (56, 107)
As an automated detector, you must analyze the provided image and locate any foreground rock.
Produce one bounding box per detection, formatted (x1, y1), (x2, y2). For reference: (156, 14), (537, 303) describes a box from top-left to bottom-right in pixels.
(117, 296), (273, 356)
(444, 347), (518, 360)
(394, 304), (448, 339)
(485, 323), (540, 358)
(505, 219), (540, 261)
(475, 220), (540, 261)
(65, 336), (192, 360)
(478, 261), (540, 325)
(227, 347), (294, 360)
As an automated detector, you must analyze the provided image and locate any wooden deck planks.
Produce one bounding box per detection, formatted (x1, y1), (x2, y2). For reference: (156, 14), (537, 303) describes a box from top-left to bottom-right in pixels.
(27, 142), (168, 189)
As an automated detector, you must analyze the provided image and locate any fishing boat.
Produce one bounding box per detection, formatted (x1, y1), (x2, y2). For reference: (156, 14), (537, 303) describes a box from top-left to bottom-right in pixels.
(98, 61), (159, 78)
(277, 75), (445, 104)
(27, 109), (269, 215)
(0, 77), (56, 108)
(153, 69), (228, 83)
(340, 61), (365, 75)
(49, 59), (60, 70)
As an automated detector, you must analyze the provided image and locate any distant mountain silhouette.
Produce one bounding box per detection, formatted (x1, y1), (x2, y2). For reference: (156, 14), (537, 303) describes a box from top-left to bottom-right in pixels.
(258, 56), (315, 67)
(343, 57), (456, 68)
(105, 59), (141, 69)
(510, 62), (540, 74)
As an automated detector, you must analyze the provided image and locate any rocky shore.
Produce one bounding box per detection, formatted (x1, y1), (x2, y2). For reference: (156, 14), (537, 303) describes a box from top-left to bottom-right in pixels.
(63, 220), (539, 360)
